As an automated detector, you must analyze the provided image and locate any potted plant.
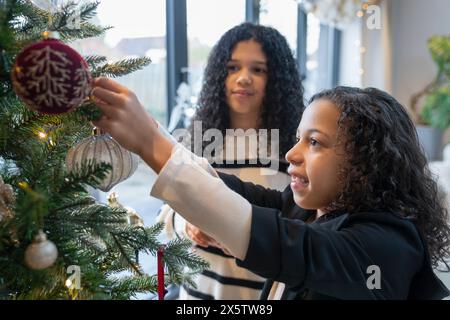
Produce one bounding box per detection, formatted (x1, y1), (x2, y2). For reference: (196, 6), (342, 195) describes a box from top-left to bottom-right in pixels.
(410, 35), (450, 161)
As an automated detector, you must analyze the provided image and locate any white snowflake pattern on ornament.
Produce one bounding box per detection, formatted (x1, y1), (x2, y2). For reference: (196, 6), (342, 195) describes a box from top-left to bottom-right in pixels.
(24, 45), (72, 108)
(73, 67), (91, 101)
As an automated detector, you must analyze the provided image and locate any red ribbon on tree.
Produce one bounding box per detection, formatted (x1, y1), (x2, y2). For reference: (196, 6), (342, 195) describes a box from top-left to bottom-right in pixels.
(157, 246), (165, 300)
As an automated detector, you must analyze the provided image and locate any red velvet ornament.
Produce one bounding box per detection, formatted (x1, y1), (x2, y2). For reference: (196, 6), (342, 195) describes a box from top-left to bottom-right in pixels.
(11, 37), (91, 114)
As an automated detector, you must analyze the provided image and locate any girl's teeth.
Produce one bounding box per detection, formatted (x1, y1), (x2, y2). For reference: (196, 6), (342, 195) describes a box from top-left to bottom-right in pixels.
(292, 176), (308, 184)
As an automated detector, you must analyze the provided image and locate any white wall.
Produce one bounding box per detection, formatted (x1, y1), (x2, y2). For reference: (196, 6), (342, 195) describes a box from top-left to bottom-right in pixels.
(362, 0), (450, 110)
(391, 0), (450, 110)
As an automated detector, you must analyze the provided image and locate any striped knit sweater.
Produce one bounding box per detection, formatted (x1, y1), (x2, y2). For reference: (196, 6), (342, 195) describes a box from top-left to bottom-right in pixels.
(157, 133), (290, 300)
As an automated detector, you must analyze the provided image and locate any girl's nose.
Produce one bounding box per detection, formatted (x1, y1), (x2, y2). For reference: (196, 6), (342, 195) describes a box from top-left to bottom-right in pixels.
(236, 69), (252, 85)
(285, 141), (304, 166)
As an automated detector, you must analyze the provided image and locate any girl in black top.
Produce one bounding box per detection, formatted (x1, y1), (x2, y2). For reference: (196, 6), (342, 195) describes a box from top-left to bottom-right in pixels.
(220, 87), (450, 299)
(91, 79), (450, 299)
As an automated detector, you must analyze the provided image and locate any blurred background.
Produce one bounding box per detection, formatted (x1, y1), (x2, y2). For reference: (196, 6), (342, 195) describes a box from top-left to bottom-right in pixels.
(58, 0), (450, 296)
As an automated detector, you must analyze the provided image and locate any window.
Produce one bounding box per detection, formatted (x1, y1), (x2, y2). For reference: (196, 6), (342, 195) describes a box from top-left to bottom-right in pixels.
(73, 0), (167, 125)
(303, 12), (321, 100)
(186, 0), (246, 97)
(259, 0), (298, 55)
(259, 1), (342, 101)
(302, 13), (341, 100)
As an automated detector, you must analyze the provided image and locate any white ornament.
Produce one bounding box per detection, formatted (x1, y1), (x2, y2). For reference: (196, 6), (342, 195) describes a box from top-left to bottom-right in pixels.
(66, 132), (139, 192)
(24, 230), (58, 270)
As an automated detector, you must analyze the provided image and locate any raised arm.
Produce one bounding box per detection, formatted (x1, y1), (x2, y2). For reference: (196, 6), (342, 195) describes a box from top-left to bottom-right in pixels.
(92, 78), (254, 259)
(91, 77), (174, 173)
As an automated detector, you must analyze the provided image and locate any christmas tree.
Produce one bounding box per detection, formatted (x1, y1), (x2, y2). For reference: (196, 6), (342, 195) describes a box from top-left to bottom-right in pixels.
(0, 0), (207, 299)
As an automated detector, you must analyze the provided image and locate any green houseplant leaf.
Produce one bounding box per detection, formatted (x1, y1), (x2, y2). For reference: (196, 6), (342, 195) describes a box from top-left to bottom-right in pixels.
(411, 35), (450, 128)
(428, 36), (450, 79)
(421, 86), (450, 130)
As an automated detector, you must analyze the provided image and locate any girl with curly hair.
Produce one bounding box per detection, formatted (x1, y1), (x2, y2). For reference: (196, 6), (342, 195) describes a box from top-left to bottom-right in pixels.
(158, 22), (304, 300)
(188, 22), (303, 156)
(91, 79), (450, 299)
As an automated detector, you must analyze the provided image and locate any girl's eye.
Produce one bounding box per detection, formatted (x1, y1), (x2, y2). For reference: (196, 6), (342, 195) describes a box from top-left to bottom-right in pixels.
(227, 65), (239, 72)
(252, 67), (267, 74)
(310, 138), (320, 147)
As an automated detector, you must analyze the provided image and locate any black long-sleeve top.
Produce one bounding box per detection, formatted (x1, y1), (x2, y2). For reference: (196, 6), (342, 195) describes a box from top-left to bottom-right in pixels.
(219, 172), (450, 300)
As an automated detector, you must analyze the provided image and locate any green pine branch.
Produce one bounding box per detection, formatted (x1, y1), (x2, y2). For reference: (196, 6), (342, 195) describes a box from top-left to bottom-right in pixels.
(85, 55), (107, 68)
(0, 0), (208, 300)
(75, 101), (103, 122)
(58, 160), (112, 193)
(92, 57), (152, 78)
(109, 275), (159, 300)
(12, 1), (110, 44)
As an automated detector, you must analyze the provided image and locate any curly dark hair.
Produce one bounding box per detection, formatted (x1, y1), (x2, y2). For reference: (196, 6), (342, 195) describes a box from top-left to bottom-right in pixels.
(310, 86), (450, 269)
(188, 22), (304, 157)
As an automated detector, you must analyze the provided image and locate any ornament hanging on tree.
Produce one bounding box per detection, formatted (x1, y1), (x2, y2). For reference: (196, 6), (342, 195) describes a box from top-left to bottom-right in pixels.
(24, 230), (58, 270)
(107, 192), (144, 227)
(108, 192), (144, 263)
(66, 129), (139, 192)
(107, 191), (120, 208)
(11, 31), (91, 114)
(0, 176), (15, 222)
(126, 206), (144, 228)
(127, 206), (144, 264)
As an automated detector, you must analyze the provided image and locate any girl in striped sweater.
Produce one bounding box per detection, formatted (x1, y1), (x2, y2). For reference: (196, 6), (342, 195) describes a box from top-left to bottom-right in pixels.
(157, 22), (304, 300)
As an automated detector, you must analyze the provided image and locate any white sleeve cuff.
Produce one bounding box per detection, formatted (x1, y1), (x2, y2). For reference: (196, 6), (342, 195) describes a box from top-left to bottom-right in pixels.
(150, 143), (252, 260)
(156, 204), (187, 240)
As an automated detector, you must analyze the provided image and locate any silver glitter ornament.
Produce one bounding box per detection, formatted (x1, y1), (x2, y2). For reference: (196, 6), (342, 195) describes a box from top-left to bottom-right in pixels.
(66, 129), (139, 192)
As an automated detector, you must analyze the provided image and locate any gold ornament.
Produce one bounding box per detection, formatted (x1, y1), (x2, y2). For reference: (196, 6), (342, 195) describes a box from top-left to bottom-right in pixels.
(0, 176), (15, 221)
(108, 192), (144, 266)
(66, 129), (139, 192)
(108, 192), (144, 227)
(42, 31), (61, 40)
(107, 191), (121, 208)
(24, 230), (58, 270)
(127, 207), (144, 227)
